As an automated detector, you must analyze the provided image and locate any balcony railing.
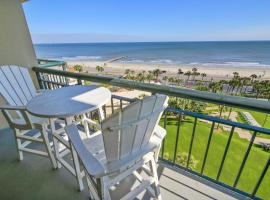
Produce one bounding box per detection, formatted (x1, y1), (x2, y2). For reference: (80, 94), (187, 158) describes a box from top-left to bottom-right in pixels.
(34, 60), (270, 200)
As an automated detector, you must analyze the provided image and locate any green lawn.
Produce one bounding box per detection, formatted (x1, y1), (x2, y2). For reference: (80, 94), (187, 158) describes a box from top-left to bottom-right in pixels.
(160, 116), (270, 200)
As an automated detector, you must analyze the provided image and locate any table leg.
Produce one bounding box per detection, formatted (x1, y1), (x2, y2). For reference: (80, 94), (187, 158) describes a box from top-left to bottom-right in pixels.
(50, 118), (61, 168)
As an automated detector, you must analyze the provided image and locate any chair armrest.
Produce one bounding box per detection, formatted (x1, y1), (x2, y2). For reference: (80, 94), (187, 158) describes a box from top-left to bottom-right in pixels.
(152, 125), (167, 162)
(0, 105), (32, 130)
(65, 124), (106, 178)
(153, 125), (166, 140)
(0, 105), (26, 111)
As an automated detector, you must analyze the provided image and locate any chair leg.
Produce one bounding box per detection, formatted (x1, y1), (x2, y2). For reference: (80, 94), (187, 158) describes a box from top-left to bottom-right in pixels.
(86, 174), (101, 200)
(40, 124), (57, 169)
(98, 107), (105, 121)
(70, 144), (84, 191)
(150, 158), (162, 200)
(102, 185), (111, 200)
(14, 129), (23, 161)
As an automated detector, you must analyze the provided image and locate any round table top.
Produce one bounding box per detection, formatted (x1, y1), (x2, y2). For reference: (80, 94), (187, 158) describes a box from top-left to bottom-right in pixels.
(26, 85), (111, 118)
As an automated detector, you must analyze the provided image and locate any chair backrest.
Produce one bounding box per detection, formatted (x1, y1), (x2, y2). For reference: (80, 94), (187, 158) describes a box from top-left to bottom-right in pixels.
(0, 65), (37, 106)
(101, 94), (168, 162)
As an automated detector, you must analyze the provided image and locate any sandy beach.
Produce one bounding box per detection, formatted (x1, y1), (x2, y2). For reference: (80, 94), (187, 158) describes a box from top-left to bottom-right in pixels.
(67, 60), (270, 80)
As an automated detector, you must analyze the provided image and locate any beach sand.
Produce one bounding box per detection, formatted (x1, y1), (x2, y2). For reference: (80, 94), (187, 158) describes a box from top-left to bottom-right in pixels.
(67, 60), (270, 80)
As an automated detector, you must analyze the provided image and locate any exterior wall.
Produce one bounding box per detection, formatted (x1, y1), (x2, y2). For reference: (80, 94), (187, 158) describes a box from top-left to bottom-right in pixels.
(0, 0), (38, 128)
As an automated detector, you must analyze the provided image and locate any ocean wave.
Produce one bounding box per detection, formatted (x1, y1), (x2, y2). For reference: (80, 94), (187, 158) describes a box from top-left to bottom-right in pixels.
(121, 60), (145, 63)
(61, 56), (102, 61)
(150, 59), (174, 64)
(198, 62), (270, 68)
(120, 59), (178, 64)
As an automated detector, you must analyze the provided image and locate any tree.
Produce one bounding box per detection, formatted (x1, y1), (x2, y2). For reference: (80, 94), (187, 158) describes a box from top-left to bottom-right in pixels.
(209, 82), (222, 93)
(168, 77), (175, 84)
(152, 68), (166, 81)
(178, 68), (184, 77)
(162, 76), (168, 85)
(201, 73), (207, 80)
(233, 71), (239, 78)
(184, 71), (192, 81)
(125, 69), (131, 75)
(74, 64), (83, 72)
(191, 67), (199, 80)
(250, 74), (258, 82)
(168, 97), (206, 113)
(146, 71), (154, 83)
(96, 65), (104, 73)
(136, 72), (145, 82)
(241, 77), (251, 94)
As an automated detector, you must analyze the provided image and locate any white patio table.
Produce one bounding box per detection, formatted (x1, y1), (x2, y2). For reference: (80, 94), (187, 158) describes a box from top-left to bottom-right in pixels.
(26, 85), (111, 191)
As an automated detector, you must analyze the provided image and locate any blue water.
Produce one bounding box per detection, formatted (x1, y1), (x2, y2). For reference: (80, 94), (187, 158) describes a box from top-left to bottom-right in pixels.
(34, 41), (270, 67)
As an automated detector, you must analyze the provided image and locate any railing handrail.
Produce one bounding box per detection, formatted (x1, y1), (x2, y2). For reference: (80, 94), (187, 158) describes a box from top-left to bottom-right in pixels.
(32, 66), (270, 114)
(167, 108), (270, 135)
(37, 59), (66, 68)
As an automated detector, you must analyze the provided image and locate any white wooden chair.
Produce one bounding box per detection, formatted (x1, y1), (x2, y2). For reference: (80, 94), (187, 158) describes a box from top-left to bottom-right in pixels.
(0, 65), (57, 169)
(65, 94), (168, 200)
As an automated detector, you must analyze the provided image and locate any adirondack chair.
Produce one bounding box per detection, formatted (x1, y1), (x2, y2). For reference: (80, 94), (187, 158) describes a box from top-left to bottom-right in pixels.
(65, 94), (168, 200)
(0, 65), (57, 169)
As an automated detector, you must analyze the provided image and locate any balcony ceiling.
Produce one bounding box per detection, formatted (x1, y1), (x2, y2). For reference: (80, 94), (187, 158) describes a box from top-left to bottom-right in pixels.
(20, 0), (29, 2)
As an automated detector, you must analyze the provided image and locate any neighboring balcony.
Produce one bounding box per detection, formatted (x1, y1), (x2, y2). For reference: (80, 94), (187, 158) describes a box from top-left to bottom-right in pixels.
(0, 59), (269, 200)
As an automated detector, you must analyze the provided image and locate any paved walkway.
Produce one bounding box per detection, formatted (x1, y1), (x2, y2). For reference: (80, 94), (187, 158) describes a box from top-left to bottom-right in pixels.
(205, 112), (270, 145)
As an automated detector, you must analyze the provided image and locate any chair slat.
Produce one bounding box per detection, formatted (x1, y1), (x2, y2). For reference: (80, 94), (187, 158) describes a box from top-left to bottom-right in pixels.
(102, 112), (121, 162)
(0, 66), (37, 105)
(132, 95), (157, 152)
(2, 66), (29, 104)
(10, 66), (34, 101)
(0, 67), (24, 105)
(142, 95), (168, 147)
(18, 66), (36, 98)
(120, 102), (141, 158)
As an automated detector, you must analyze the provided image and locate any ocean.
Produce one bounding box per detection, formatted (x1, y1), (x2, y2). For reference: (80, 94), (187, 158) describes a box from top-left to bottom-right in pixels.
(34, 41), (270, 68)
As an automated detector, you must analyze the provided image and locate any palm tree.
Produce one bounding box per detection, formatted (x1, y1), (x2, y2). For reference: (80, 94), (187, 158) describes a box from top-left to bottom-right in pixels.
(184, 71), (192, 82)
(168, 77), (175, 84)
(178, 68), (183, 78)
(152, 68), (165, 81)
(253, 81), (262, 98)
(125, 69), (131, 75)
(242, 77), (251, 94)
(96, 65), (104, 73)
(137, 72), (145, 82)
(250, 74), (258, 82)
(74, 64), (83, 72)
(146, 71), (154, 83)
(124, 69), (131, 79)
(201, 73), (207, 80)
(233, 71), (239, 78)
(162, 76), (168, 85)
(191, 67), (200, 81)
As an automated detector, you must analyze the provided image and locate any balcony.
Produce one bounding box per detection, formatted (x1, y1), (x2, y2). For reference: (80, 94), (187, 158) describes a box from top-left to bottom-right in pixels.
(0, 59), (269, 200)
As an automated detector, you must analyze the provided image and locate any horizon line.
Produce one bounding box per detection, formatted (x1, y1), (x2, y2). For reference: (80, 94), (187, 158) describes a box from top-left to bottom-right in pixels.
(33, 40), (270, 45)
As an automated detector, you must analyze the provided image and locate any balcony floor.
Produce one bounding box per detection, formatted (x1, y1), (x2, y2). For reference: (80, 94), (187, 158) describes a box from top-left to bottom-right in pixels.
(0, 128), (246, 200)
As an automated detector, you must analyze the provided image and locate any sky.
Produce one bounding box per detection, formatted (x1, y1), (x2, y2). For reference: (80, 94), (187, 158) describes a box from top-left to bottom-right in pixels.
(23, 0), (270, 44)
